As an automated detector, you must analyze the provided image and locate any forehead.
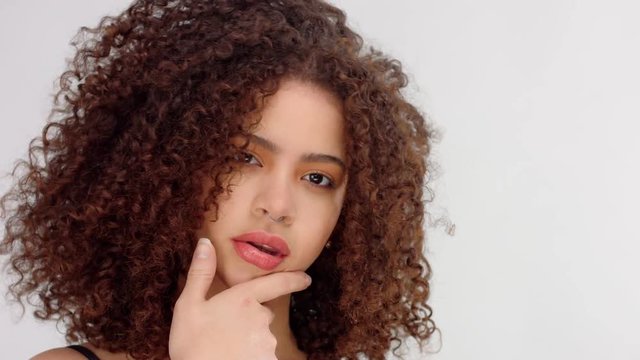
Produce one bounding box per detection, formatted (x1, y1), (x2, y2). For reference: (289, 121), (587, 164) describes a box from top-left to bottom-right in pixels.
(252, 79), (345, 157)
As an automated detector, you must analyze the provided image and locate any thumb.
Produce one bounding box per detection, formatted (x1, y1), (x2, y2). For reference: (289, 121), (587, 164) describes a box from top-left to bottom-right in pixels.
(181, 237), (217, 302)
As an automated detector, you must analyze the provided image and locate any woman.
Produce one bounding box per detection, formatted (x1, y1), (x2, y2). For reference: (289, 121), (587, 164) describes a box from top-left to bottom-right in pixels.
(1, 0), (438, 359)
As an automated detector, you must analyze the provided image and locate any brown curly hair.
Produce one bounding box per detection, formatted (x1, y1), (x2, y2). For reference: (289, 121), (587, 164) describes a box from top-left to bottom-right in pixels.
(1, 0), (438, 358)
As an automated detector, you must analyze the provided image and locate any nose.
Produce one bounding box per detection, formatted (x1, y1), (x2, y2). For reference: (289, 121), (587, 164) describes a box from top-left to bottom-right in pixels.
(252, 171), (296, 225)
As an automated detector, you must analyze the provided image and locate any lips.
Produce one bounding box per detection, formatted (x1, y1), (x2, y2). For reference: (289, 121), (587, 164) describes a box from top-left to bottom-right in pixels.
(231, 230), (290, 270)
(232, 230), (290, 256)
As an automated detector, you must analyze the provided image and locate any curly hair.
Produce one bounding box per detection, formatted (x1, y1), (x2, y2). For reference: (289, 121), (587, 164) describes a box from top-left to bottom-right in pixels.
(1, 0), (438, 359)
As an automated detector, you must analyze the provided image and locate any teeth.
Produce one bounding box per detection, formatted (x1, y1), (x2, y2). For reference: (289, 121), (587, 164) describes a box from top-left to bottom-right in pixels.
(248, 242), (279, 256)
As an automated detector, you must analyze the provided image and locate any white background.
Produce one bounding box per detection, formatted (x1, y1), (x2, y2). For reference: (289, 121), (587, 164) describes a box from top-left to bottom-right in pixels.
(2, 1), (639, 359)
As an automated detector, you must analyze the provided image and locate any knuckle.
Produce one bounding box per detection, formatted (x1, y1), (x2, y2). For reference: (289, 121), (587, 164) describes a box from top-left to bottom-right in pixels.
(285, 273), (306, 291)
(187, 268), (214, 278)
(239, 295), (254, 308)
(261, 307), (275, 324)
(267, 334), (278, 350)
(276, 275), (292, 292)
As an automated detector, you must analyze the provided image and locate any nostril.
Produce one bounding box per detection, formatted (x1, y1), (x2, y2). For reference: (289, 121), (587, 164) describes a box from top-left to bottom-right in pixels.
(267, 213), (285, 223)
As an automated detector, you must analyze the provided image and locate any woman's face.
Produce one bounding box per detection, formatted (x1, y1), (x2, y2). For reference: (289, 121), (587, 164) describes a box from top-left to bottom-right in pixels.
(196, 78), (347, 289)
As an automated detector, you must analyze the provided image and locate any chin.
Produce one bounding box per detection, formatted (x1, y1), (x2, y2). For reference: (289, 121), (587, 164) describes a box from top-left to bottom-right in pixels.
(221, 266), (265, 286)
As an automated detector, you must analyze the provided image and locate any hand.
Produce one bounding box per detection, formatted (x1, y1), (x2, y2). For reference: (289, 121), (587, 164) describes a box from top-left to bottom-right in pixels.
(168, 238), (311, 360)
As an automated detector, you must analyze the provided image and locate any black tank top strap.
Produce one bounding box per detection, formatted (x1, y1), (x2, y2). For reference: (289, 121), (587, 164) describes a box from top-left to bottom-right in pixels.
(67, 345), (101, 360)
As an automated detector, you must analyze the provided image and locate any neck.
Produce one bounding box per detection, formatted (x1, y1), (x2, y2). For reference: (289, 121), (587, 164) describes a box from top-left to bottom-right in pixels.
(265, 295), (307, 360)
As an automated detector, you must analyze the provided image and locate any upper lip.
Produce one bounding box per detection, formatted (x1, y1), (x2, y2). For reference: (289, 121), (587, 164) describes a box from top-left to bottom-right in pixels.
(231, 230), (290, 256)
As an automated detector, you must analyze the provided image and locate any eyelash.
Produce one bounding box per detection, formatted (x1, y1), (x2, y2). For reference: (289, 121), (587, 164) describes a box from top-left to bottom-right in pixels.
(238, 152), (336, 189)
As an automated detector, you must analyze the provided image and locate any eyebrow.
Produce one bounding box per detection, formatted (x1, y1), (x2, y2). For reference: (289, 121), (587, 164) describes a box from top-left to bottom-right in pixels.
(248, 134), (346, 171)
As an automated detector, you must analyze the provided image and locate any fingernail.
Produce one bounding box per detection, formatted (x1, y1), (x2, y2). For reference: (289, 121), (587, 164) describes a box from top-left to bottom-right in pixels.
(196, 238), (212, 259)
(305, 274), (312, 285)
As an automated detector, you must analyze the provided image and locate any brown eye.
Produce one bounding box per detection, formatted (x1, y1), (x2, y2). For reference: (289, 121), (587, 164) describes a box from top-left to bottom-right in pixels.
(237, 152), (262, 166)
(302, 173), (335, 188)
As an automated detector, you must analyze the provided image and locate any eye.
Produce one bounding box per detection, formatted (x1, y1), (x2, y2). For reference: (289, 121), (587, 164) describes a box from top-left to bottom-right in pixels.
(302, 173), (335, 188)
(237, 151), (262, 167)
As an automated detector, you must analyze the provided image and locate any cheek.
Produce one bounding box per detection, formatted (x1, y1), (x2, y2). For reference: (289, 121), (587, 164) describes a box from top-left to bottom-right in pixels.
(297, 196), (343, 260)
(214, 171), (252, 217)
(198, 176), (250, 236)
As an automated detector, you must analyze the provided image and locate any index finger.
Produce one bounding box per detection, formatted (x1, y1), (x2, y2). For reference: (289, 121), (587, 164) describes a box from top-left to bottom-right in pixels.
(232, 271), (312, 303)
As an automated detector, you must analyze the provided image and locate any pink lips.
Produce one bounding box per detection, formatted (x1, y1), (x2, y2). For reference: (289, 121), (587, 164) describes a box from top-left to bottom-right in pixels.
(231, 230), (290, 270)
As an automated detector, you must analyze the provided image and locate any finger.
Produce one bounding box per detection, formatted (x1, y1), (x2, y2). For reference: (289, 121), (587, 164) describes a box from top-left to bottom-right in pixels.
(181, 237), (217, 302)
(234, 271), (311, 303)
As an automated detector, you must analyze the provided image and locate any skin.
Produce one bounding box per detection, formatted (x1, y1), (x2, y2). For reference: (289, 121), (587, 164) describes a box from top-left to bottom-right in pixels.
(31, 78), (348, 360)
(193, 78), (348, 359)
(198, 77), (347, 289)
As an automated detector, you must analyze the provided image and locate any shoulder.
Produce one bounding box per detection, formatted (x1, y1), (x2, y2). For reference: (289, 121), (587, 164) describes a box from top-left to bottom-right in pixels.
(30, 347), (87, 360)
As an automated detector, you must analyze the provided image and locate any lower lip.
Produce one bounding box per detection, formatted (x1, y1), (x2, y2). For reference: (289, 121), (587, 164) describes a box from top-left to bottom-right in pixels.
(232, 241), (286, 271)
